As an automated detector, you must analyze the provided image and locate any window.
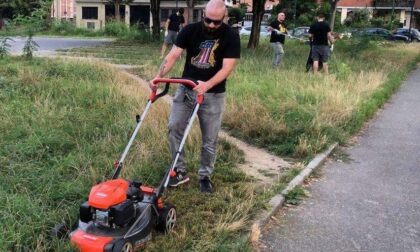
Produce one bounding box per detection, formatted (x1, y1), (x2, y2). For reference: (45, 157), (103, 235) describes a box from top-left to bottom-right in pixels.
(82, 7), (98, 20)
(87, 22), (95, 30)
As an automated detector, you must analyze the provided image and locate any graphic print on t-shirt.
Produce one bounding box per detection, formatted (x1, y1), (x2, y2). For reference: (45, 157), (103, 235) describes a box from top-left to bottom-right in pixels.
(278, 23), (286, 33)
(191, 39), (219, 69)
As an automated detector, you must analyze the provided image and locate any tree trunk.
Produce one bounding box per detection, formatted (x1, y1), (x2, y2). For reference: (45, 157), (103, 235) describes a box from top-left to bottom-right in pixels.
(247, 0), (265, 48)
(329, 0), (338, 31)
(150, 0), (161, 40)
(187, 0), (194, 24)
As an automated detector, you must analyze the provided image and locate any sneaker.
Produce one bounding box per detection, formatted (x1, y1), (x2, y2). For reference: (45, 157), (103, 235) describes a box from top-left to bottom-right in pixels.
(168, 168), (189, 187)
(199, 177), (213, 193)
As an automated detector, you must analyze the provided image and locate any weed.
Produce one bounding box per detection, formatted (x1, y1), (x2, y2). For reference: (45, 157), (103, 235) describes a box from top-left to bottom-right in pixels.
(0, 37), (13, 58)
(22, 33), (39, 59)
(285, 186), (308, 205)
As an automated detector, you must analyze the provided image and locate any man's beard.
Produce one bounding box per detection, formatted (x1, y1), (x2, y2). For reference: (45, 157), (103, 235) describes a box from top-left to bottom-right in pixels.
(201, 21), (221, 38)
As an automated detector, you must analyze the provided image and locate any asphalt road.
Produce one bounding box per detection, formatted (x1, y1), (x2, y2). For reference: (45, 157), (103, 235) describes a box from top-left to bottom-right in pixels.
(8, 36), (112, 55)
(260, 67), (420, 252)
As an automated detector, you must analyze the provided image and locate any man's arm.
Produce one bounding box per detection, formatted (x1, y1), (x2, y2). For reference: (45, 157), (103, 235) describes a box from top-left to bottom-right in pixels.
(193, 58), (237, 95)
(165, 19), (170, 31)
(327, 31), (335, 44)
(149, 46), (184, 90)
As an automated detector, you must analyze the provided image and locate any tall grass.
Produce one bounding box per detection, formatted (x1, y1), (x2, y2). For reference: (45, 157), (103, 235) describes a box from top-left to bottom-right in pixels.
(0, 57), (253, 251)
(224, 39), (419, 158)
(0, 20), (155, 41)
(59, 39), (420, 159)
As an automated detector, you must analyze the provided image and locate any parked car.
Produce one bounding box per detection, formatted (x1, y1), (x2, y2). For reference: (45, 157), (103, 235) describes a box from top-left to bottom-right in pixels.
(289, 26), (310, 39)
(239, 25), (270, 37)
(355, 28), (409, 42)
(393, 28), (420, 42)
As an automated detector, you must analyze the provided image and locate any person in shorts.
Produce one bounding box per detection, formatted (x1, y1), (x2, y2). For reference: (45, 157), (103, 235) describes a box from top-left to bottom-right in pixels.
(160, 8), (185, 59)
(308, 13), (335, 74)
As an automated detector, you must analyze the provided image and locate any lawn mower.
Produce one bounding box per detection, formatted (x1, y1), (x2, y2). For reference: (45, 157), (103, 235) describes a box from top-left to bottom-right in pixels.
(56, 78), (203, 252)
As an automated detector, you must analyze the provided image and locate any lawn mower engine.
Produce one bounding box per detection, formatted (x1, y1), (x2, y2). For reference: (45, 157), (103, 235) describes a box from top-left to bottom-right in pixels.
(80, 179), (143, 228)
(70, 178), (160, 252)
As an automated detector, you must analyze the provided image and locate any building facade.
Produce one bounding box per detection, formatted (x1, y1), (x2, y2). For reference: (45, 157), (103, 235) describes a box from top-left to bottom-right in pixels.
(51, 0), (77, 20)
(71, 0), (236, 30)
(337, 0), (420, 28)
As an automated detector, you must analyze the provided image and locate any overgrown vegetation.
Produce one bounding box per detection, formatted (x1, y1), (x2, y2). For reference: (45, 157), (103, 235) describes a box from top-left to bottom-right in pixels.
(59, 38), (419, 159)
(270, 1), (402, 31)
(0, 37), (13, 58)
(0, 58), (259, 251)
(22, 33), (39, 59)
(1, 18), (155, 41)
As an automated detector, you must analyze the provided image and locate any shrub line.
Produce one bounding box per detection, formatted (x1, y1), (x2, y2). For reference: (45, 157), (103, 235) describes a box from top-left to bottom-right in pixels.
(250, 142), (338, 248)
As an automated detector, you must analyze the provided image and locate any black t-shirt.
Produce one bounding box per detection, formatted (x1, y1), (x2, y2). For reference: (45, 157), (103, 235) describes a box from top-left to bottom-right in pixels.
(175, 22), (241, 93)
(309, 21), (331, 46)
(168, 13), (185, 32)
(270, 20), (287, 44)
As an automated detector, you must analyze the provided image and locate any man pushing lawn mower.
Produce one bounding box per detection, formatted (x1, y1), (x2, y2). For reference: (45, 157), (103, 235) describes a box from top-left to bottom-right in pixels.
(149, 0), (240, 193)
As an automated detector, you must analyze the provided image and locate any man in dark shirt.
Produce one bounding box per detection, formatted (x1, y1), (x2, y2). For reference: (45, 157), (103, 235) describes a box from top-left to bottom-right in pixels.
(308, 13), (335, 74)
(150, 0), (240, 193)
(268, 12), (288, 67)
(160, 8), (185, 59)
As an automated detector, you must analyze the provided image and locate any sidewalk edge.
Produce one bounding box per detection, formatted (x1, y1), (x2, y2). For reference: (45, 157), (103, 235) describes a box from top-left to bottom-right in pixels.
(250, 142), (338, 247)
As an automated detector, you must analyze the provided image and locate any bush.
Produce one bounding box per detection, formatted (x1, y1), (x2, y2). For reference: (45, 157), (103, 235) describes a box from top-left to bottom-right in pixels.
(228, 7), (246, 25)
(104, 21), (129, 36)
(370, 17), (385, 28)
(13, 6), (50, 32)
(344, 9), (371, 28)
(104, 21), (153, 42)
(50, 20), (77, 34)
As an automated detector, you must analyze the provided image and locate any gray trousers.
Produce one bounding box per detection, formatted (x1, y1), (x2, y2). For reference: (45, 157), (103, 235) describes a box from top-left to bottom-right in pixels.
(168, 86), (225, 179)
(271, 42), (284, 66)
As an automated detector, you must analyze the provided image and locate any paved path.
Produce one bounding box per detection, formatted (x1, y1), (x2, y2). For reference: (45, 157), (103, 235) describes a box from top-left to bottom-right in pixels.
(8, 36), (112, 55)
(260, 67), (420, 252)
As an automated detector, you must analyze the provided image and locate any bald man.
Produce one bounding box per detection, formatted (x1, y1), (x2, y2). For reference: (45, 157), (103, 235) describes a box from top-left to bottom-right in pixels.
(149, 0), (240, 193)
(268, 12), (288, 67)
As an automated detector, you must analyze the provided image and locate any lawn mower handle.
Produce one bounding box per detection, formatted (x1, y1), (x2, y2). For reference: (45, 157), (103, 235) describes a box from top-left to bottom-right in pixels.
(150, 78), (204, 104)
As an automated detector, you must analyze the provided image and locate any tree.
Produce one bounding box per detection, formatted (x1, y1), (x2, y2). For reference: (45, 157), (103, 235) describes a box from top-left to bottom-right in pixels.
(0, 0), (40, 20)
(150, 0), (161, 39)
(23, 32), (39, 59)
(271, 0), (318, 27)
(228, 5), (246, 25)
(108, 0), (133, 22)
(187, 0), (195, 24)
(328, 0), (339, 31)
(247, 0), (265, 48)
(0, 37), (14, 58)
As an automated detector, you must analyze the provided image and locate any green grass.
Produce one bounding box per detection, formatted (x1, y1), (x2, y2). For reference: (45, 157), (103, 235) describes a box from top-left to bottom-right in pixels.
(0, 21), (155, 42)
(0, 57), (257, 251)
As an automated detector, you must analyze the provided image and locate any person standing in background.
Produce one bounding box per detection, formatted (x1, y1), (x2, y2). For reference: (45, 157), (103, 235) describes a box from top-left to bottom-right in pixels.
(308, 13), (335, 74)
(161, 8), (185, 59)
(268, 12), (288, 67)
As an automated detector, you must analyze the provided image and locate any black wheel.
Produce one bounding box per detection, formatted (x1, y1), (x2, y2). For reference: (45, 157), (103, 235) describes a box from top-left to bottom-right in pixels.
(50, 223), (69, 239)
(157, 203), (176, 233)
(112, 240), (134, 252)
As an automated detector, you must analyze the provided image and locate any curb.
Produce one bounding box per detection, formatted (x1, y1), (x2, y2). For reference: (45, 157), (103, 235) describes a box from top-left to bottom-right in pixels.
(250, 142), (338, 247)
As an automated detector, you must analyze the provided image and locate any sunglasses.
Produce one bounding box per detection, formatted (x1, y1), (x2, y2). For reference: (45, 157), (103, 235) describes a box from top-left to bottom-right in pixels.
(203, 17), (224, 26)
